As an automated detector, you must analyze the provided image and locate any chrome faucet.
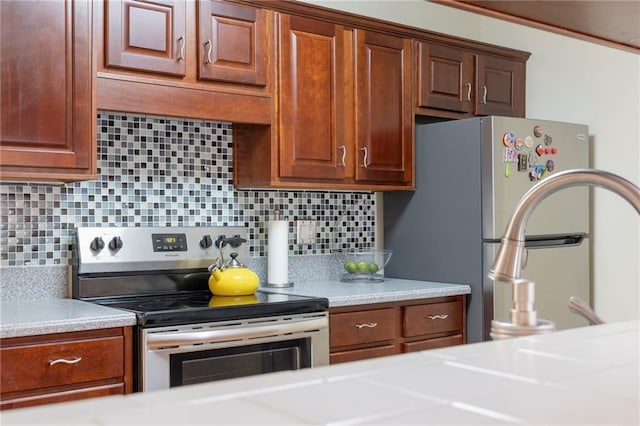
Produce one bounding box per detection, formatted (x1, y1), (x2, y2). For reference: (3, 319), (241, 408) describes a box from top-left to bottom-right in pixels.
(488, 169), (640, 339)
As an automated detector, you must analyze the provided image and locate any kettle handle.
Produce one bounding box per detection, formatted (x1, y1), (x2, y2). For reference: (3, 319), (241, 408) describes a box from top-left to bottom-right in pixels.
(208, 257), (222, 272)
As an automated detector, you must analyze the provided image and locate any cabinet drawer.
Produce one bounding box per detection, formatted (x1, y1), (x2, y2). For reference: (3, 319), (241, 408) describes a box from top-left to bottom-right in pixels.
(403, 334), (464, 353)
(403, 301), (462, 337)
(330, 344), (399, 365)
(0, 383), (124, 410)
(330, 308), (396, 348)
(1, 336), (124, 393)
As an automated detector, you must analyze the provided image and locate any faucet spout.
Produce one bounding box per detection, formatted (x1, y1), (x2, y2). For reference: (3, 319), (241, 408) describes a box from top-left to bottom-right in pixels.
(489, 169), (640, 283)
(488, 169), (640, 340)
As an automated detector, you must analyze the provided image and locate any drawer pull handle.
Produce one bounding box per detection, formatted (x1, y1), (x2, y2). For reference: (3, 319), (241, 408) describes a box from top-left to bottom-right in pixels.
(360, 147), (368, 168)
(49, 357), (82, 366)
(355, 322), (377, 329)
(338, 145), (346, 167)
(204, 40), (212, 64)
(464, 82), (472, 101)
(177, 36), (185, 61)
(428, 314), (448, 320)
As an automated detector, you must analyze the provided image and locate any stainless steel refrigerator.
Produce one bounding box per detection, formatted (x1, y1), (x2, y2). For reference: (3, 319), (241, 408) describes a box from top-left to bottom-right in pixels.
(384, 116), (591, 343)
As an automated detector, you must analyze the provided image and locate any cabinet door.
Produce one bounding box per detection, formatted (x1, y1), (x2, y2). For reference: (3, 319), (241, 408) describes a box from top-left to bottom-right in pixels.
(197, 0), (268, 85)
(475, 54), (526, 117)
(0, 0), (95, 181)
(106, 0), (186, 76)
(355, 30), (413, 185)
(278, 14), (351, 180)
(416, 41), (474, 113)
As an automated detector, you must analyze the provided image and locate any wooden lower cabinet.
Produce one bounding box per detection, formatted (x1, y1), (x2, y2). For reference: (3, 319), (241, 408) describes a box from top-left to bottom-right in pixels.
(0, 327), (133, 410)
(329, 295), (466, 364)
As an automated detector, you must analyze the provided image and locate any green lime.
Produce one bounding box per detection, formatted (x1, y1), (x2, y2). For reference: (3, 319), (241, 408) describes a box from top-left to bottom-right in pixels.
(357, 261), (369, 273)
(368, 262), (379, 273)
(343, 261), (357, 273)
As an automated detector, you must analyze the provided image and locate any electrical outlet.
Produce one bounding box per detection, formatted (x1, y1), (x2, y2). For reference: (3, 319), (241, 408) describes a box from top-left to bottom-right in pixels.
(296, 220), (316, 244)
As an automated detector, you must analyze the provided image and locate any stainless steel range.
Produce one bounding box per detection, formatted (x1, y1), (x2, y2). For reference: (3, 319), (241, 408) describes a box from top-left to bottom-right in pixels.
(72, 226), (329, 392)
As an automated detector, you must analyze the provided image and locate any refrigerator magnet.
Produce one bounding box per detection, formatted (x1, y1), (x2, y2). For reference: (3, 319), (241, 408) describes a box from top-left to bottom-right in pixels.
(524, 136), (534, 148)
(502, 132), (515, 147)
(544, 134), (553, 146)
(518, 153), (528, 171)
(535, 145), (545, 156)
(515, 138), (524, 150)
(533, 125), (544, 137)
(546, 159), (555, 172)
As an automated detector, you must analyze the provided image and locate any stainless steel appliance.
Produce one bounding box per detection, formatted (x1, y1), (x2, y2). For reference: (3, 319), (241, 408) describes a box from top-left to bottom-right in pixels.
(384, 116), (591, 343)
(72, 226), (329, 392)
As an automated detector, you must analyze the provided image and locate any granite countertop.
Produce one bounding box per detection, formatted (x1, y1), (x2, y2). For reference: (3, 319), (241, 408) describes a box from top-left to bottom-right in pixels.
(0, 299), (137, 338)
(261, 278), (471, 307)
(0, 279), (468, 339)
(3, 320), (638, 425)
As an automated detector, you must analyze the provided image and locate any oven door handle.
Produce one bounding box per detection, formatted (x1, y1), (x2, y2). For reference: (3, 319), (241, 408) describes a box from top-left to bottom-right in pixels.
(146, 317), (327, 349)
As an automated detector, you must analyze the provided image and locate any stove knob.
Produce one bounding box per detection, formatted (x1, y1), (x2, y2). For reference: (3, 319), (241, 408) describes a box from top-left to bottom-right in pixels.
(200, 235), (213, 249)
(89, 237), (105, 253)
(108, 236), (123, 252)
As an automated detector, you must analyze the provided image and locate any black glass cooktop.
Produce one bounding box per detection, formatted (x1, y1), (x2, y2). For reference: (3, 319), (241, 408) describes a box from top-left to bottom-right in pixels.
(96, 290), (328, 327)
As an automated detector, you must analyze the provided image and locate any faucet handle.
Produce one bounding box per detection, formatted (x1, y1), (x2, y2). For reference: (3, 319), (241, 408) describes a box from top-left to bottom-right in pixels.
(568, 296), (605, 325)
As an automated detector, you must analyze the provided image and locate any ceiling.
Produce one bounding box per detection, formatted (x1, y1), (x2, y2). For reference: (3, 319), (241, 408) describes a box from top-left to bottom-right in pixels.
(433, 0), (640, 53)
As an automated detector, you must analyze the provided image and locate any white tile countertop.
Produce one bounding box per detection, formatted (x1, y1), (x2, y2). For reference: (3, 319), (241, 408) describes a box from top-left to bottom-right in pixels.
(0, 299), (137, 338)
(3, 320), (638, 425)
(260, 278), (471, 307)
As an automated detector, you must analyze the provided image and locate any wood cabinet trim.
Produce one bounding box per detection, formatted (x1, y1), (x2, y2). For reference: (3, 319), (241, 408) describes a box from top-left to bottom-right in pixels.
(228, 0), (530, 61)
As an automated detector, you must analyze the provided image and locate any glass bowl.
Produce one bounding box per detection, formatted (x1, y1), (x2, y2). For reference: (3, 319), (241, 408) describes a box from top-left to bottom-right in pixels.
(333, 249), (393, 283)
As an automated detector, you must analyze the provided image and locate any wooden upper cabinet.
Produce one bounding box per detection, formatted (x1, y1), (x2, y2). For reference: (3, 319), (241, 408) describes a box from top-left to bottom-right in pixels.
(0, 0), (96, 182)
(106, 0), (187, 76)
(197, 0), (268, 86)
(475, 54), (526, 117)
(416, 42), (474, 113)
(278, 14), (351, 181)
(355, 30), (413, 185)
(416, 40), (527, 117)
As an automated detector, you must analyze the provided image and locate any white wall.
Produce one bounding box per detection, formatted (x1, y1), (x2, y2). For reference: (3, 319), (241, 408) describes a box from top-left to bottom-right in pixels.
(302, 0), (640, 322)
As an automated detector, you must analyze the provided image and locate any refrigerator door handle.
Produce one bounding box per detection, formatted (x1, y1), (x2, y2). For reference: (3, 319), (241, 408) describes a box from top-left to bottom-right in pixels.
(484, 233), (587, 249)
(524, 233), (587, 249)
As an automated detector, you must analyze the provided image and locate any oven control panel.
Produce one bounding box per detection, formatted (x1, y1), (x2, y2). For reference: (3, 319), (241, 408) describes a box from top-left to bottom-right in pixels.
(75, 226), (250, 274)
(152, 233), (188, 252)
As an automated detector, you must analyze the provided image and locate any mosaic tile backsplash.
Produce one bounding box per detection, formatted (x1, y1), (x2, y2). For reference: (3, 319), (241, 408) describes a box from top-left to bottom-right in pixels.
(0, 112), (376, 267)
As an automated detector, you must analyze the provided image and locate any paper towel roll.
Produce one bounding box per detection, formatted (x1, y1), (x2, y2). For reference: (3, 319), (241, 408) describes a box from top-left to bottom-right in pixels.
(267, 219), (290, 286)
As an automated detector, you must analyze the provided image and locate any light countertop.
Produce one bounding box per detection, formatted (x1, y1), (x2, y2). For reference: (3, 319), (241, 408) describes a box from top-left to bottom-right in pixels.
(261, 278), (470, 307)
(3, 320), (638, 425)
(0, 299), (137, 338)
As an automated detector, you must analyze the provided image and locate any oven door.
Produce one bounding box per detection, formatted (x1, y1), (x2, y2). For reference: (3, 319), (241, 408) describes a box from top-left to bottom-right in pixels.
(139, 312), (329, 392)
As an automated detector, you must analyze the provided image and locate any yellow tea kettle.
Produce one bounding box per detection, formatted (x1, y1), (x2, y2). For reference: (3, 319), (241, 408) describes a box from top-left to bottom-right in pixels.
(208, 252), (259, 296)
